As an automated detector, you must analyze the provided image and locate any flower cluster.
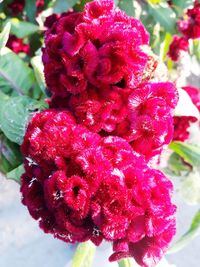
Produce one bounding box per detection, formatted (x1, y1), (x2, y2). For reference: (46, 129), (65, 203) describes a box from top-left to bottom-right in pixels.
(168, 1), (200, 62)
(21, 110), (176, 267)
(21, 1), (178, 266)
(178, 3), (200, 40)
(42, 1), (149, 96)
(43, 0), (178, 160)
(168, 36), (188, 62)
(7, 35), (30, 55)
(173, 86), (200, 141)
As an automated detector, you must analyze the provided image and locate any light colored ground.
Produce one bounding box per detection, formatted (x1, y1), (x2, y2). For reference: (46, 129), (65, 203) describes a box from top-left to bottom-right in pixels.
(0, 172), (199, 267)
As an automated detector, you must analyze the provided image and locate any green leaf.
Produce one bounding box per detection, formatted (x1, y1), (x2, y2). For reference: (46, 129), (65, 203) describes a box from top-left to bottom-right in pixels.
(0, 96), (40, 145)
(8, 18), (39, 38)
(71, 241), (96, 267)
(0, 22), (11, 54)
(6, 164), (24, 184)
(168, 152), (191, 175)
(148, 3), (176, 33)
(169, 142), (200, 166)
(24, 0), (37, 23)
(192, 39), (200, 60)
(52, 0), (78, 13)
(31, 56), (47, 94)
(0, 133), (23, 174)
(159, 32), (172, 62)
(0, 47), (35, 95)
(118, 258), (134, 267)
(118, 0), (135, 16)
(172, 0), (194, 10)
(168, 210), (200, 254)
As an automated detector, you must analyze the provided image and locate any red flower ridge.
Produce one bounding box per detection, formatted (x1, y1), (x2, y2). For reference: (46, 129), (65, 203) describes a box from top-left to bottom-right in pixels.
(21, 110), (176, 267)
(20, 1), (179, 266)
(168, 35), (189, 61)
(42, 0), (149, 96)
(50, 82), (178, 159)
(44, 0), (178, 159)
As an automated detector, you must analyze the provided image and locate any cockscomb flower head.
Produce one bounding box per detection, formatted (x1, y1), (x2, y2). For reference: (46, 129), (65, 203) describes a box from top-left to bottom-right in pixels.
(178, 4), (200, 39)
(42, 0), (149, 96)
(7, 35), (30, 55)
(21, 110), (176, 267)
(50, 81), (178, 159)
(168, 35), (189, 61)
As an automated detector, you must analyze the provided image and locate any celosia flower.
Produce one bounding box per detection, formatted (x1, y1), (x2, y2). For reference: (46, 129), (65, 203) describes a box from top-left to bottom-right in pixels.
(178, 4), (200, 39)
(7, 35), (30, 55)
(44, 0), (178, 159)
(173, 86), (200, 141)
(50, 82), (178, 159)
(127, 82), (178, 158)
(173, 116), (197, 141)
(42, 0), (149, 96)
(168, 36), (189, 61)
(44, 14), (64, 29)
(21, 110), (176, 267)
(8, 0), (25, 15)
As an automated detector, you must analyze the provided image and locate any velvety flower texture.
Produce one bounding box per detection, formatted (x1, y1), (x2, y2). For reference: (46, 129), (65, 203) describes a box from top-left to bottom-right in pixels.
(168, 35), (189, 62)
(7, 35), (30, 55)
(21, 110), (176, 267)
(49, 81), (178, 160)
(173, 86), (200, 141)
(42, 0), (149, 96)
(21, 1), (178, 266)
(43, 0), (178, 160)
(178, 4), (200, 39)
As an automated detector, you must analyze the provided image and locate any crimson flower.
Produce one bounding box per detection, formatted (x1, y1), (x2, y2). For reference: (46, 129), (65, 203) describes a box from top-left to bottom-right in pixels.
(50, 82), (178, 159)
(7, 35), (30, 55)
(178, 5), (200, 39)
(168, 35), (189, 61)
(42, 0), (149, 96)
(21, 110), (176, 267)
(20, 1), (178, 266)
